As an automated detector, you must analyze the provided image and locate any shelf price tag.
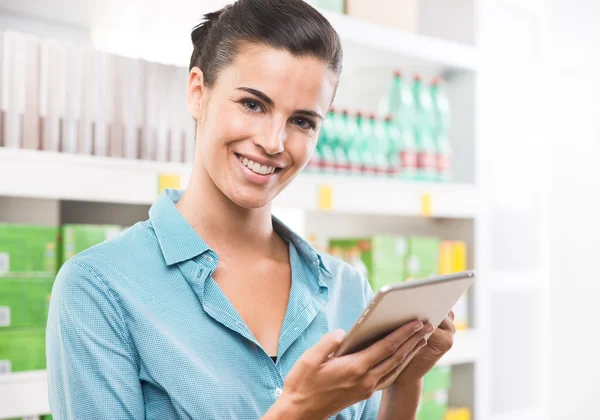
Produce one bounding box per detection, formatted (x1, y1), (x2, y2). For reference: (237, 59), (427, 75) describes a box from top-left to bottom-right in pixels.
(420, 192), (432, 217)
(158, 173), (181, 194)
(317, 184), (333, 211)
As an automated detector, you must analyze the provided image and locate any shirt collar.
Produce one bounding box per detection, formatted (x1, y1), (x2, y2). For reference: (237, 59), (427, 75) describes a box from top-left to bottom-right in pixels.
(149, 189), (212, 266)
(149, 189), (332, 280)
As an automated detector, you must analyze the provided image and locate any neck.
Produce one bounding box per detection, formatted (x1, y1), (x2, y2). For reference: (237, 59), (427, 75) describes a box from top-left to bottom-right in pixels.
(176, 163), (277, 257)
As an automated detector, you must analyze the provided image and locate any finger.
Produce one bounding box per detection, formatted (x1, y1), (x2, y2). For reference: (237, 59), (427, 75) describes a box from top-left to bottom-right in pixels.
(374, 337), (427, 391)
(308, 329), (346, 363)
(369, 323), (431, 381)
(448, 310), (455, 321)
(353, 320), (425, 368)
(438, 316), (456, 334)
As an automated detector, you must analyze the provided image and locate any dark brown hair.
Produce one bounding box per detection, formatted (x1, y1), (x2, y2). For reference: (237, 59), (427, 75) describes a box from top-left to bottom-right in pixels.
(189, 0), (343, 88)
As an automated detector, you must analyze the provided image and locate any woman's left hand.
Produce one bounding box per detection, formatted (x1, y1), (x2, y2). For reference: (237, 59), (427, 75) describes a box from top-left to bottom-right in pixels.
(376, 310), (456, 392)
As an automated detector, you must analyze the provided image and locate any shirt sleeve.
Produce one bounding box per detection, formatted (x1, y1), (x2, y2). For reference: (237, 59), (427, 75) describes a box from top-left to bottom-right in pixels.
(359, 274), (383, 419)
(46, 259), (144, 419)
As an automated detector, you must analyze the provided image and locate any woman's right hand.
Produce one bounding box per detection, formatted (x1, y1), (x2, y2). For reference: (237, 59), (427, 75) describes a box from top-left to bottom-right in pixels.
(268, 320), (433, 420)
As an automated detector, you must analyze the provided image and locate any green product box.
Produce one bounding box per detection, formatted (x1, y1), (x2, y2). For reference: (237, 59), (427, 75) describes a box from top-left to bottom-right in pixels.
(329, 236), (408, 291)
(406, 236), (441, 279)
(0, 328), (46, 373)
(423, 365), (452, 394)
(61, 224), (121, 264)
(416, 390), (449, 420)
(0, 277), (54, 328)
(0, 224), (58, 277)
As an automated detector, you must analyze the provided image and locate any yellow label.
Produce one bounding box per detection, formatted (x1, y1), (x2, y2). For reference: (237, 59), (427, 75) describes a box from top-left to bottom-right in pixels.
(317, 185), (333, 210)
(453, 241), (468, 272)
(158, 173), (181, 194)
(420, 192), (432, 217)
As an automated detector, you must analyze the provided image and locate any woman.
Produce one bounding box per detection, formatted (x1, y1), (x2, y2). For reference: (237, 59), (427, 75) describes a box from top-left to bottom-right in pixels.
(47, 0), (455, 418)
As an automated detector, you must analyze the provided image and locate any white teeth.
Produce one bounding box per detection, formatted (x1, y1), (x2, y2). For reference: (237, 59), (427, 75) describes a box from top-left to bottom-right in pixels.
(238, 154), (276, 175)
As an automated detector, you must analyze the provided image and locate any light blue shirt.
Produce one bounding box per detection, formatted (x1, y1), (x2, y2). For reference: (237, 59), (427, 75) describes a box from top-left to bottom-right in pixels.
(47, 189), (382, 419)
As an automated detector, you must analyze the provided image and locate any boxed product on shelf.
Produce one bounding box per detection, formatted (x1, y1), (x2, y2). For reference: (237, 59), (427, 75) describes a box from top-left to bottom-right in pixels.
(0, 224), (58, 277)
(0, 327), (46, 373)
(0, 277), (54, 328)
(423, 365), (452, 394)
(328, 236), (408, 291)
(346, 0), (419, 32)
(60, 224), (122, 264)
(406, 236), (441, 279)
(439, 240), (469, 330)
(417, 366), (452, 420)
(445, 407), (471, 420)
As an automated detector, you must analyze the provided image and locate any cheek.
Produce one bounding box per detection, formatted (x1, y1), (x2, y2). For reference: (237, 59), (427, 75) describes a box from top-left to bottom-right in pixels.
(287, 135), (317, 164)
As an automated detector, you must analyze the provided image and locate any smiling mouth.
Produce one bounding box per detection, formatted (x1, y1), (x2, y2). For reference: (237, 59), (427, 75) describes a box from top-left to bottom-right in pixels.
(235, 153), (281, 176)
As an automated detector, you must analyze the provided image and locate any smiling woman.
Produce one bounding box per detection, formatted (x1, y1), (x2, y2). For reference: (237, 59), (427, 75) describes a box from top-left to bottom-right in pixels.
(46, 1), (454, 419)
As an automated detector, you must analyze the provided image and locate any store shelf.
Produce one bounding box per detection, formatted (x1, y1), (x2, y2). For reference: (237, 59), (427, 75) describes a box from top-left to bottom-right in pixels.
(0, 148), (479, 219)
(438, 329), (479, 366)
(0, 370), (49, 419)
(276, 173), (479, 218)
(0, 148), (191, 205)
(0, 330), (478, 419)
(320, 10), (479, 72)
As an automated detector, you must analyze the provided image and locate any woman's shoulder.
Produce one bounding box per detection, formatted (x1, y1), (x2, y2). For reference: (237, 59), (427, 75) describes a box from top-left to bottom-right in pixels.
(318, 252), (373, 304)
(56, 220), (163, 289)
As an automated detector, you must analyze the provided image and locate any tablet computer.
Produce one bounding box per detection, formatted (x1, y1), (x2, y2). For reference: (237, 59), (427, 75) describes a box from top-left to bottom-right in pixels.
(334, 270), (476, 357)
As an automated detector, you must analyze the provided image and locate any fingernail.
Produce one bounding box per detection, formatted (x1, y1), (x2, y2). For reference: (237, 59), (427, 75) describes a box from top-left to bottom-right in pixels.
(425, 323), (435, 334)
(334, 329), (346, 340)
(413, 321), (424, 332)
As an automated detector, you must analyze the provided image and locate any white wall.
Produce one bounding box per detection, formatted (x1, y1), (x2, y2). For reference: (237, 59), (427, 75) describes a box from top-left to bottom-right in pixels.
(548, 1), (600, 419)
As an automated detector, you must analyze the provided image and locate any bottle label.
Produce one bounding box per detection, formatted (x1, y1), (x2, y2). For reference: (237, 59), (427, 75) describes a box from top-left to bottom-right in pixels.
(437, 154), (451, 173)
(417, 152), (436, 170)
(400, 150), (418, 169)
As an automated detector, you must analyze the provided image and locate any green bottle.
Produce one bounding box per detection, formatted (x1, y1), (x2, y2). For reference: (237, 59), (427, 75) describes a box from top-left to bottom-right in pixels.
(307, 109), (332, 173)
(384, 71), (419, 180)
(372, 115), (390, 176)
(319, 107), (338, 174)
(430, 77), (452, 182)
(384, 116), (401, 177)
(357, 115), (376, 176)
(412, 75), (437, 182)
(333, 110), (354, 174)
(347, 112), (364, 176)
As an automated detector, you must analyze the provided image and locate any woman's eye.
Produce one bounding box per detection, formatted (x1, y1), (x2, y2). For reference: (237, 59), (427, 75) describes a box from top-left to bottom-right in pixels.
(243, 100), (263, 113)
(291, 117), (315, 129)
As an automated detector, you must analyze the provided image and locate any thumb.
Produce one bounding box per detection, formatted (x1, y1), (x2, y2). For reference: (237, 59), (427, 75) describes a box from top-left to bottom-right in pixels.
(308, 329), (346, 362)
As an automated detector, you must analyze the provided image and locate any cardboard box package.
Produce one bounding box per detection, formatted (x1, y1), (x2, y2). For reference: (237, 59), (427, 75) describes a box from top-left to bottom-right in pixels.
(406, 236), (441, 279)
(329, 236), (408, 291)
(0, 328), (46, 373)
(61, 224), (121, 264)
(0, 277), (54, 328)
(0, 224), (58, 277)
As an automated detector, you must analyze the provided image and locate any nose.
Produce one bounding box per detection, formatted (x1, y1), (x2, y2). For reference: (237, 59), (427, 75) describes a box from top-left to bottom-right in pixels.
(254, 119), (286, 155)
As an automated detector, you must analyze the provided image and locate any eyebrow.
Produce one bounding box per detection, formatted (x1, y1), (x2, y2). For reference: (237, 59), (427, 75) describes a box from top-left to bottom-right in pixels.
(236, 87), (324, 120)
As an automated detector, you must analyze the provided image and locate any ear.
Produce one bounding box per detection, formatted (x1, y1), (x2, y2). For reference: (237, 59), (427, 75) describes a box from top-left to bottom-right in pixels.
(188, 66), (206, 121)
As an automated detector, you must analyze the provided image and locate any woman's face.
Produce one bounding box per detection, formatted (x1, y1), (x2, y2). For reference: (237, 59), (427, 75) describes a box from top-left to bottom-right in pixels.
(188, 44), (337, 209)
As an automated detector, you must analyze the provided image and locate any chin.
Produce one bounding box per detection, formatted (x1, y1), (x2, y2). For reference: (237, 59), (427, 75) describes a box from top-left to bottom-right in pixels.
(227, 187), (274, 210)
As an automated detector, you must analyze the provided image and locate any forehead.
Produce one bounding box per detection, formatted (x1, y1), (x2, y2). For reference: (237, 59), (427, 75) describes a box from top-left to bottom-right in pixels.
(217, 44), (337, 110)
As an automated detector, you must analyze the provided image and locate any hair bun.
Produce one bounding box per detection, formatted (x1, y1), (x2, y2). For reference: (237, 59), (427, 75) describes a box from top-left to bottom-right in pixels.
(190, 6), (231, 70)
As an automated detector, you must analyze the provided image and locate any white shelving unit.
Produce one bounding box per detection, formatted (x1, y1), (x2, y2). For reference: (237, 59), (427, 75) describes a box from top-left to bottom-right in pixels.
(0, 148), (479, 218)
(0, 1), (550, 419)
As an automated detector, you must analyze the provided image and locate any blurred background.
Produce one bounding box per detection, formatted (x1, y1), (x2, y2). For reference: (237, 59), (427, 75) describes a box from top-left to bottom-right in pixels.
(0, 0), (597, 419)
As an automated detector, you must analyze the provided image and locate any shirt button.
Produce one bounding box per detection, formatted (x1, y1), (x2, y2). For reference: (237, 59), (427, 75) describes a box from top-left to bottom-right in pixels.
(274, 387), (283, 398)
